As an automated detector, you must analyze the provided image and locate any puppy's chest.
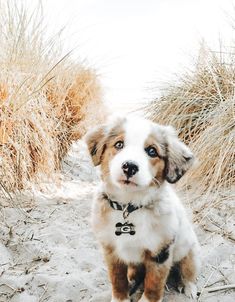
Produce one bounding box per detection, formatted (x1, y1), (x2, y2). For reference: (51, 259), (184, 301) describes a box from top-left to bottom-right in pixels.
(99, 208), (171, 263)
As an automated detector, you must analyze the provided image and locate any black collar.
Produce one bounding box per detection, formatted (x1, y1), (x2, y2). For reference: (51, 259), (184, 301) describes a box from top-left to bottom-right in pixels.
(103, 193), (142, 219)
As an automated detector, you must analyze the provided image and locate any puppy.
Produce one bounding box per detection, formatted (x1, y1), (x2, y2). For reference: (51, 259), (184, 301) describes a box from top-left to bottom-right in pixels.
(85, 116), (200, 302)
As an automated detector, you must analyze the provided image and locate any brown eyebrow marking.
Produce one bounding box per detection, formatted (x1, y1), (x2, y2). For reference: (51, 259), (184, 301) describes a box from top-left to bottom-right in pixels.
(107, 133), (125, 149)
(107, 123), (125, 140)
(99, 128), (125, 182)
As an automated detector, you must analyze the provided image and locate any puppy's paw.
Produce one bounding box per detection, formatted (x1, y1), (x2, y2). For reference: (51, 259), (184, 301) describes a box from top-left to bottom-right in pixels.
(138, 293), (162, 302)
(138, 294), (148, 302)
(184, 282), (197, 300)
(111, 298), (130, 302)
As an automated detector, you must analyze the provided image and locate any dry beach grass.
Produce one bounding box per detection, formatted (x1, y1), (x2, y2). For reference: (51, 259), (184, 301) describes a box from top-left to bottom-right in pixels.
(145, 46), (235, 220)
(0, 1), (105, 194)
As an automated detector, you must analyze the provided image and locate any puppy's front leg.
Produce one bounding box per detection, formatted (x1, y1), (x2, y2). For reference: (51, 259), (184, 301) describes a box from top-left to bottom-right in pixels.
(179, 248), (199, 299)
(103, 245), (130, 302)
(139, 251), (172, 302)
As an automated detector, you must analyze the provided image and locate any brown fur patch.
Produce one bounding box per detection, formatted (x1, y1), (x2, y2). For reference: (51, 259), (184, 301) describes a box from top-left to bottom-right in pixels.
(100, 131), (125, 181)
(143, 247), (172, 301)
(85, 120), (125, 167)
(103, 245), (129, 300)
(144, 261), (170, 301)
(179, 249), (197, 282)
(128, 263), (146, 284)
(107, 122), (125, 140)
(85, 125), (106, 166)
(150, 159), (165, 186)
(144, 135), (166, 186)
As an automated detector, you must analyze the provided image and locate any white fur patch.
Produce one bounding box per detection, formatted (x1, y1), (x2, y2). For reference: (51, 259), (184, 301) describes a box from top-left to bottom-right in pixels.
(110, 117), (153, 189)
(94, 183), (200, 265)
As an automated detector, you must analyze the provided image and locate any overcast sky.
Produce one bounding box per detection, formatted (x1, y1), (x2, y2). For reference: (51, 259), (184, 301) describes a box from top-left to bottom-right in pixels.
(32, 0), (234, 112)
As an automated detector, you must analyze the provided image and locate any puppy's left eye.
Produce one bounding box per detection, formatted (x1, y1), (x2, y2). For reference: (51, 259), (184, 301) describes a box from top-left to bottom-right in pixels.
(114, 140), (124, 150)
(145, 146), (158, 158)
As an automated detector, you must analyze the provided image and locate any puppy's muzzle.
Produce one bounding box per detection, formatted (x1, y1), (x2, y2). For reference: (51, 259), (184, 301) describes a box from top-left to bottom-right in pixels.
(122, 161), (139, 178)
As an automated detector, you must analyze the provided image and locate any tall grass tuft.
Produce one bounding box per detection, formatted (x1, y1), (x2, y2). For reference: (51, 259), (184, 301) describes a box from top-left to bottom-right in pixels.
(0, 0), (105, 194)
(145, 45), (235, 217)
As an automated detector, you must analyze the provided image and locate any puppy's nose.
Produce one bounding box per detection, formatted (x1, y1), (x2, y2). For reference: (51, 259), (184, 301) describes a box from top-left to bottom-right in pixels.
(122, 161), (139, 178)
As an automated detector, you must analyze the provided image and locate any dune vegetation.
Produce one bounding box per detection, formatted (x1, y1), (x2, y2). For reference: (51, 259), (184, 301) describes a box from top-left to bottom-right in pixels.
(145, 46), (235, 218)
(0, 1), (105, 195)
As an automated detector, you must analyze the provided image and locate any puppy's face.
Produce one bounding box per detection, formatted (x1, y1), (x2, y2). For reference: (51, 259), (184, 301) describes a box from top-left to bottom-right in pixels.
(85, 117), (194, 191)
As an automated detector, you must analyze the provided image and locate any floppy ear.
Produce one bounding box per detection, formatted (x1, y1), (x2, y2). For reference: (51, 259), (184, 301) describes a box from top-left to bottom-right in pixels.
(163, 127), (194, 183)
(84, 125), (107, 166)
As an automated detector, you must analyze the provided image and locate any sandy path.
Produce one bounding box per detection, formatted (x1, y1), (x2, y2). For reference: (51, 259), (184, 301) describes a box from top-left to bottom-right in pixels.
(0, 141), (234, 302)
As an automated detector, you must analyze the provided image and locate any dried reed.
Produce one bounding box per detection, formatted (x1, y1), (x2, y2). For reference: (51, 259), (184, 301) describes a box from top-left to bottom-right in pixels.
(0, 1), (105, 194)
(145, 46), (235, 215)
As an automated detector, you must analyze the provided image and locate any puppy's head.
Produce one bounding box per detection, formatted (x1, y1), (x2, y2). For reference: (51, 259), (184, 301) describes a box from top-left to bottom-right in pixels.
(85, 116), (194, 191)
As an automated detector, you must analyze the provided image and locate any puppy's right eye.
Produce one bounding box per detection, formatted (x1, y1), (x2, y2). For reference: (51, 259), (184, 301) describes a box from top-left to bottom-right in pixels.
(145, 146), (158, 158)
(114, 140), (124, 150)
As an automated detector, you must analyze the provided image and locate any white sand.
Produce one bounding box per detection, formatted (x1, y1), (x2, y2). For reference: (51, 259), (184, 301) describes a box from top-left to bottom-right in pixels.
(0, 141), (234, 302)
